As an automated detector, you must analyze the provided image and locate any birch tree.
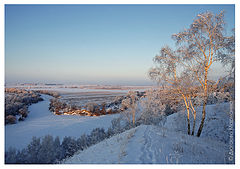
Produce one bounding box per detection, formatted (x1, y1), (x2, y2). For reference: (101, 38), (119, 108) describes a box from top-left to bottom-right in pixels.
(149, 46), (199, 135)
(121, 91), (138, 126)
(172, 11), (234, 136)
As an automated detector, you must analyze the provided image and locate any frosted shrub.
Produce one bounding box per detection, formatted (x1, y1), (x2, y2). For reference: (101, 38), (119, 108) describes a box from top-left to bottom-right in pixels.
(77, 134), (89, 150)
(89, 128), (106, 144)
(110, 117), (122, 134)
(18, 106), (29, 121)
(5, 115), (17, 124)
(26, 136), (41, 163)
(54, 136), (65, 161)
(16, 148), (28, 163)
(113, 96), (125, 104)
(5, 147), (17, 164)
(38, 135), (56, 164)
(61, 137), (78, 158)
(138, 89), (166, 126)
(86, 102), (99, 113)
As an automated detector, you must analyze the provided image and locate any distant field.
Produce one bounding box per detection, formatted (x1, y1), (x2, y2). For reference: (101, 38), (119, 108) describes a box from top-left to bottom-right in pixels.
(8, 84), (152, 107)
(59, 91), (125, 106)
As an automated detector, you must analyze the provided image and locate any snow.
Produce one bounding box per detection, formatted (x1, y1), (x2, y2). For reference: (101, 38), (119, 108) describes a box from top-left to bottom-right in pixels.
(164, 102), (234, 143)
(63, 102), (234, 164)
(64, 125), (230, 164)
(5, 92), (235, 164)
(5, 94), (119, 150)
(9, 84), (150, 94)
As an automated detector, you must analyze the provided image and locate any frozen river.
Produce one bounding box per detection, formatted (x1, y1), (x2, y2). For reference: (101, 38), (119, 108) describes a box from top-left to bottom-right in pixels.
(5, 94), (119, 151)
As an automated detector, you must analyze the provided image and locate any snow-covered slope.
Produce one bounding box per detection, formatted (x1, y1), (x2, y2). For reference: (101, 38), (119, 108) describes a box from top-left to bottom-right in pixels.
(64, 102), (234, 164)
(164, 102), (234, 143)
(64, 125), (230, 164)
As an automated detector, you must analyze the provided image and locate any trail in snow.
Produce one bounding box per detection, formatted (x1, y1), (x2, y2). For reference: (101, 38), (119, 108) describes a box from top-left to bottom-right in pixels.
(64, 124), (232, 164)
(140, 126), (155, 163)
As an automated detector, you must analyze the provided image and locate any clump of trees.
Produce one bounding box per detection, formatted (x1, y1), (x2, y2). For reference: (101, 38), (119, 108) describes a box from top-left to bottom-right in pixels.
(49, 98), (69, 114)
(49, 98), (109, 116)
(85, 102), (102, 115)
(149, 11), (235, 136)
(49, 91), (145, 117)
(5, 88), (43, 124)
(116, 89), (170, 128)
(138, 89), (174, 126)
(18, 106), (29, 121)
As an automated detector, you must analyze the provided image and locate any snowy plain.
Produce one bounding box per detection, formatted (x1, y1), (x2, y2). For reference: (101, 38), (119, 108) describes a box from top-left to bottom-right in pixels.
(9, 84), (150, 94)
(5, 94), (119, 150)
(12, 84), (148, 106)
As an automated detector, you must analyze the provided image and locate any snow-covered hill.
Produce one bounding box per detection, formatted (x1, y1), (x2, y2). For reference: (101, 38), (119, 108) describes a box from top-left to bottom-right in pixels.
(63, 102), (234, 164)
(63, 125), (230, 164)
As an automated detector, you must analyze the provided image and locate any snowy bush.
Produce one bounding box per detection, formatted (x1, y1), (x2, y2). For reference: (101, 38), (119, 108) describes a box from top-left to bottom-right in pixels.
(18, 106), (29, 121)
(110, 117), (123, 134)
(76, 134), (89, 150)
(5, 147), (17, 164)
(26, 136), (41, 163)
(113, 96), (125, 104)
(62, 137), (78, 158)
(85, 102), (99, 113)
(5, 115), (17, 124)
(5, 102), (24, 116)
(53, 136), (65, 162)
(138, 89), (166, 126)
(89, 128), (106, 144)
(16, 148), (28, 163)
(38, 135), (57, 163)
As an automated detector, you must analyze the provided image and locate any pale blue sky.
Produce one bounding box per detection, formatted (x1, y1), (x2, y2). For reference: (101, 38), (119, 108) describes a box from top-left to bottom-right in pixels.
(5, 4), (235, 85)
